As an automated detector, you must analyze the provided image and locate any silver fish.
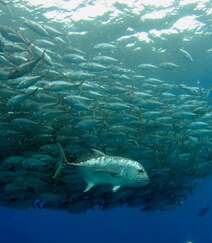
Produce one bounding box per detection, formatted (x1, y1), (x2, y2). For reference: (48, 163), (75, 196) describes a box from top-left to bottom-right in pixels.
(69, 150), (149, 193)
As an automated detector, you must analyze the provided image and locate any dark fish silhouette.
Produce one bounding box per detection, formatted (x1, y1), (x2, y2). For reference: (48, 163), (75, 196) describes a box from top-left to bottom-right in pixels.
(33, 199), (45, 209)
(198, 206), (210, 216)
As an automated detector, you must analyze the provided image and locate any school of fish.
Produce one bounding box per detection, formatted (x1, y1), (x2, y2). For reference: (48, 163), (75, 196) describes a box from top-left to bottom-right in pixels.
(0, 0), (212, 213)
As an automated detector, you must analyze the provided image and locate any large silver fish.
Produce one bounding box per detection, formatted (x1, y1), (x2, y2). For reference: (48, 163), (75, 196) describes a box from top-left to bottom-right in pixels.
(69, 150), (149, 193)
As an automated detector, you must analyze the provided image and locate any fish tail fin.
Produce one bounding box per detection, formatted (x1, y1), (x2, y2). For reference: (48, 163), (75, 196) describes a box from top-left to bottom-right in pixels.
(55, 94), (64, 106)
(79, 80), (85, 88)
(41, 49), (46, 58)
(17, 30), (31, 46)
(38, 49), (46, 62)
(27, 87), (39, 97)
(32, 49), (46, 72)
(52, 143), (68, 179)
(57, 142), (68, 163)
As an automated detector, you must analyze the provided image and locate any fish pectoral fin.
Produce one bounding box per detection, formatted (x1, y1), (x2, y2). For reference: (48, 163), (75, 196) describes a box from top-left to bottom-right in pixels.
(112, 185), (121, 193)
(83, 182), (95, 193)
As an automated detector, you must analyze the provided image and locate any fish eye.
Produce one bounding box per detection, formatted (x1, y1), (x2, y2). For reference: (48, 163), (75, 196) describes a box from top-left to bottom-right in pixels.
(138, 169), (144, 173)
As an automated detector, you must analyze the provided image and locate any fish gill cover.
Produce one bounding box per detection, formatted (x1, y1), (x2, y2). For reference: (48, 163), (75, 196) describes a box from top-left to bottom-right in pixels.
(0, 0), (212, 213)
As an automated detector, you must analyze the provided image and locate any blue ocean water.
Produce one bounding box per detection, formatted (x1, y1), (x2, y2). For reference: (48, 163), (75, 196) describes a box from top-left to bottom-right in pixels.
(1, 0), (212, 242)
(1, 178), (212, 243)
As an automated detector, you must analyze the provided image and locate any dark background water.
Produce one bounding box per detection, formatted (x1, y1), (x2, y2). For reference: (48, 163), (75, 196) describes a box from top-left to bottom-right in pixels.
(1, 178), (211, 243)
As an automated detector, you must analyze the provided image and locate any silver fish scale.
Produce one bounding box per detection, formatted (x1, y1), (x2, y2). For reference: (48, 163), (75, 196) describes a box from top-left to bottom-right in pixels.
(81, 156), (142, 170)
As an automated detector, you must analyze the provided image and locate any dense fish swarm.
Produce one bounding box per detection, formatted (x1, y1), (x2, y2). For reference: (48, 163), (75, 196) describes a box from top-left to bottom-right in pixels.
(0, 0), (212, 213)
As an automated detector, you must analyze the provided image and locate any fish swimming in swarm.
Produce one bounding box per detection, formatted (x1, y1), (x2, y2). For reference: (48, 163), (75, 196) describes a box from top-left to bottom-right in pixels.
(0, 0), (7, 5)
(33, 199), (45, 209)
(8, 50), (45, 79)
(179, 48), (193, 63)
(197, 205), (210, 216)
(0, 0), (12, 14)
(68, 149), (149, 193)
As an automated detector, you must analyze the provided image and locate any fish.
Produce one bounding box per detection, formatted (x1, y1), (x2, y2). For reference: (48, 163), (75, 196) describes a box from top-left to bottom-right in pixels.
(43, 25), (63, 36)
(17, 75), (41, 89)
(206, 48), (212, 53)
(79, 62), (108, 72)
(33, 199), (45, 209)
(94, 43), (117, 50)
(198, 206), (210, 216)
(64, 54), (86, 63)
(7, 88), (38, 109)
(179, 48), (194, 63)
(68, 150), (149, 193)
(138, 64), (158, 70)
(24, 19), (49, 37)
(28, 43), (53, 65)
(159, 62), (179, 69)
(93, 55), (118, 64)
(8, 50), (45, 79)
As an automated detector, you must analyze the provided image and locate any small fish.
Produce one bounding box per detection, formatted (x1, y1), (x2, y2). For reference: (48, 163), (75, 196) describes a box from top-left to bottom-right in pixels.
(138, 63), (158, 70)
(80, 62), (108, 72)
(198, 206), (210, 216)
(44, 25), (63, 36)
(94, 43), (116, 50)
(33, 199), (45, 209)
(8, 50), (45, 79)
(206, 48), (212, 53)
(159, 62), (179, 69)
(179, 48), (193, 63)
(64, 53), (86, 63)
(24, 19), (49, 37)
(93, 55), (118, 64)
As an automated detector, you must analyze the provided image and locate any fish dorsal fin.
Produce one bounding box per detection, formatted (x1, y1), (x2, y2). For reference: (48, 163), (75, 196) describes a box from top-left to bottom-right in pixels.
(92, 148), (105, 157)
